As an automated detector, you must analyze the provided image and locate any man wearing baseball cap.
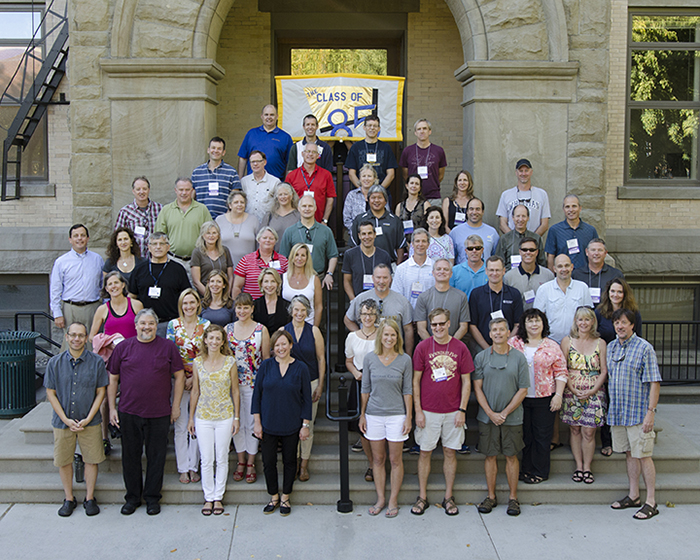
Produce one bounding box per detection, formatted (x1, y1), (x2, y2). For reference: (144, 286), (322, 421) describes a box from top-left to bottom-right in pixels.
(496, 159), (551, 237)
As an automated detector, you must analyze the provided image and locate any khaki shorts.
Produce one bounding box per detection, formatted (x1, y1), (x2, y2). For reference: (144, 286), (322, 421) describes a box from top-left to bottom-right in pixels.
(415, 411), (465, 452)
(478, 421), (524, 457)
(611, 424), (656, 458)
(53, 424), (105, 467)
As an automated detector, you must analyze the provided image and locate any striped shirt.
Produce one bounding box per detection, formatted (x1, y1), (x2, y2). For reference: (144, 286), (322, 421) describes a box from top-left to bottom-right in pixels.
(114, 199), (163, 256)
(607, 334), (661, 426)
(234, 250), (288, 299)
(191, 161), (242, 219)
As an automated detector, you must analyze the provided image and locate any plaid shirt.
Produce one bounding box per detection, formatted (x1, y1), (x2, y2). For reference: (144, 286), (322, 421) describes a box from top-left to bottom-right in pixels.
(114, 199), (163, 256)
(607, 334), (661, 426)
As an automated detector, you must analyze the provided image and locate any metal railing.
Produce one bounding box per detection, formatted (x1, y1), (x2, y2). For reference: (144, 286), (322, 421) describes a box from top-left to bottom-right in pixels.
(642, 321), (700, 384)
(14, 311), (60, 359)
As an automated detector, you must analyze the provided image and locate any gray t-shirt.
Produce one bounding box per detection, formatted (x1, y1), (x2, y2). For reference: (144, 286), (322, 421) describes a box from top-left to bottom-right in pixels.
(361, 352), (413, 416)
(504, 264), (555, 310)
(414, 286), (471, 337)
(472, 348), (529, 426)
(346, 289), (413, 326)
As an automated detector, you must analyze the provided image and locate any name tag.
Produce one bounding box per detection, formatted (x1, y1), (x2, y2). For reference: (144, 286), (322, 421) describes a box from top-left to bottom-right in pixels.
(403, 220), (414, 234)
(511, 255), (522, 268)
(455, 212), (466, 223)
(417, 165), (428, 179)
(491, 310), (505, 320)
(363, 274), (374, 290)
(307, 245), (314, 254)
(375, 226), (383, 236)
(304, 190), (314, 198)
(524, 290), (536, 304)
(590, 287), (601, 303)
(410, 282), (423, 299)
(148, 286), (161, 299)
(270, 260), (281, 270)
(134, 225), (146, 237)
(433, 367), (448, 382)
(208, 182), (219, 195)
(567, 238), (580, 254)
(366, 153), (377, 163)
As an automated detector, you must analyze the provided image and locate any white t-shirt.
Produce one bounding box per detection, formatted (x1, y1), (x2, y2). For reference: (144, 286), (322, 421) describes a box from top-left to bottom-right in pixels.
(345, 331), (376, 372)
(496, 186), (551, 233)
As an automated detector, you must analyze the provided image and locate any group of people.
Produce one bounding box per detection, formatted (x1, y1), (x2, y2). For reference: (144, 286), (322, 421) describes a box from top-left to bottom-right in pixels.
(45, 106), (662, 521)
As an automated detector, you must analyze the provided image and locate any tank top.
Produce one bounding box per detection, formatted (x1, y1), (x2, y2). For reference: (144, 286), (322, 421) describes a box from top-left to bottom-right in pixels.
(194, 355), (235, 421)
(398, 199), (426, 239)
(225, 322), (264, 387)
(104, 298), (137, 339)
(285, 322), (319, 381)
(448, 199), (469, 230)
(282, 272), (315, 325)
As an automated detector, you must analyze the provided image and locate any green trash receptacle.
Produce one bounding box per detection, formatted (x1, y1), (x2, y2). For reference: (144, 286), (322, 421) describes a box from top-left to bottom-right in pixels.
(0, 331), (41, 418)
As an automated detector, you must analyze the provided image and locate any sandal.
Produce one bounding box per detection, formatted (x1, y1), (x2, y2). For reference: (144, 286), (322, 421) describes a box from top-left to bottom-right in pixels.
(364, 467), (374, 482)
(233, 462), (246, 482)
(411, 496), (429, 516)
(507, 498), (521, 516)
(201, 502), (213, 516)
(368, 504), (385, 516)
(280, 499), (291, 516)
(385, 506), (399, 518)
(633, 503), (659, 520)
(179, 473), (190, 484)
(611, 495), (641, 510)
(189, 471), (200, 483)
(601, 446), (613, 457)
(441, 496), (459, 516)
(212, 501), (224, 515)
(572, 470), (584, 483)
(263, 498), (279, 514)
(550, 442), (563, 451)
(245, 463), (257, 484)
(523, 474), (547, 484)
(582, 471), (595, 484)
(477, 496), (497, 514)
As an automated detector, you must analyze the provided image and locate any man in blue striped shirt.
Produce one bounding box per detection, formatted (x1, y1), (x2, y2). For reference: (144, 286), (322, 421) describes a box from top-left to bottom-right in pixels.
(608, 308), (661, 520)
(191, 136), (242, 219)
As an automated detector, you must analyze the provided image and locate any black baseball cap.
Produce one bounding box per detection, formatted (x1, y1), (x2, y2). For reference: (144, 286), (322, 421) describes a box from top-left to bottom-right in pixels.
(516, 158), (532, 169)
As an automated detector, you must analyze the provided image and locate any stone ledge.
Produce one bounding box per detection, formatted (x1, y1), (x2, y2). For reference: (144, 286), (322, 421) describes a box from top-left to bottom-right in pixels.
(100, 58), (225, 80)
(606, 229), (700, 253)
(617, 185), (700, 200)
(18, 183), (56, 197)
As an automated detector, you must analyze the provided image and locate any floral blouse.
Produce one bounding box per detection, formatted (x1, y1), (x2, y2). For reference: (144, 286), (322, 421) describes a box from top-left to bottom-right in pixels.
(193, 355), (236, 421)
(225, 322), (264, 388)
(509, 336), (568, 397)
(166, 317), (210, 377)
(410, 234), (455, 261)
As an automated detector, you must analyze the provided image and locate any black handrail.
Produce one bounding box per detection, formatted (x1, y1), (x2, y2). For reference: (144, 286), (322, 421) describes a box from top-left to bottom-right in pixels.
(641, 320), (700, 384)
(14, 311), (61, 358)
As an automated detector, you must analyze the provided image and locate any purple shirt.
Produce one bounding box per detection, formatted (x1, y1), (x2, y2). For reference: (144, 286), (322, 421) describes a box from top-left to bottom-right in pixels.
(399, 143), (447, 199)
(108, 336), (184, 418)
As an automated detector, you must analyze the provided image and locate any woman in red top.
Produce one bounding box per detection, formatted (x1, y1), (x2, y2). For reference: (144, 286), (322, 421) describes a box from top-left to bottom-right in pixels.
(232, 227), (288, 299)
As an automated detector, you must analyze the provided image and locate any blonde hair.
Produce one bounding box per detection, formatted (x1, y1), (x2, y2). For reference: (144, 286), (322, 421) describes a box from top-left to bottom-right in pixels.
(288, 243), (314, 279)
(194, 221), (224, 256)
(177, 288), (202, 319)
(569, 306), (600, 339)
(374, 318), (404, 356)
(257, 267), (282, 295)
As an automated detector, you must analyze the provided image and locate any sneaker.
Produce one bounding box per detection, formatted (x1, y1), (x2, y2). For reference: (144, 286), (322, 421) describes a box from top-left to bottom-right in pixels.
(408, 445), (420, 455)
(403, 441), (410, 453)
(58, 498), (77, 517)
(457, 444), (471, 455)
(103, 439), (112, 456)
(351, 438), (363, 453)
(83, 498), (100, 516)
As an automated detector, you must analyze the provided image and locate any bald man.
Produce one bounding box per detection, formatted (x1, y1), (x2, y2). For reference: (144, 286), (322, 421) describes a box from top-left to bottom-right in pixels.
(238, 104), (293, 180)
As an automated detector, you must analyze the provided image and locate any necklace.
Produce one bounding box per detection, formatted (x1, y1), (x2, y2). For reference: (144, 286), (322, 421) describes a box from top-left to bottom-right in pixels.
(360, 327), (376, 339)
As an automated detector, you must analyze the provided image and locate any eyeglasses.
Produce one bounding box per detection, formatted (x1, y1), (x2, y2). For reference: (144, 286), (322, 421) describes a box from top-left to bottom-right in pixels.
(466, 246), (483, 251)
(430, 320), (447, 328)
(249, 159), (264, 164)
(520, 247), (537, 253)
(305, 228), (312, 242)
(360, 312), (377, 318)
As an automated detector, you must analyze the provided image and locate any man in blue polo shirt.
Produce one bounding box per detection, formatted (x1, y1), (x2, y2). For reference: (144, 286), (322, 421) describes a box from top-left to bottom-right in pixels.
(238, 105), (293, 180)
(544, 194), (598, 271)
(191, 136), (241, 219)
(469, 256), (523, 351)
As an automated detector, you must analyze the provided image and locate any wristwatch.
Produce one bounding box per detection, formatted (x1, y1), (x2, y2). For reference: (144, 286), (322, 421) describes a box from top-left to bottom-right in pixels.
(302, 422), (311, 429)
(323, 219), (328, 224)
(458, 408), (467, 414)
(648, 407), (657, 413)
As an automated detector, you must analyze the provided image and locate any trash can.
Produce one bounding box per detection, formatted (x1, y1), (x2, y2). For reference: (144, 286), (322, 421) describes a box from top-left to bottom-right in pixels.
(0, 331), (40, 418)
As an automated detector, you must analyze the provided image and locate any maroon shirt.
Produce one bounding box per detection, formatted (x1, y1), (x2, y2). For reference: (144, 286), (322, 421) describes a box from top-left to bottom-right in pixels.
(108, 336), (184, 418)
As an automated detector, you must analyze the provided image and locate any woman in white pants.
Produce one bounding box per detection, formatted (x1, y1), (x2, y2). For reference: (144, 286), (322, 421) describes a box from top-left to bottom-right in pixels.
(189, 324), (240, 515)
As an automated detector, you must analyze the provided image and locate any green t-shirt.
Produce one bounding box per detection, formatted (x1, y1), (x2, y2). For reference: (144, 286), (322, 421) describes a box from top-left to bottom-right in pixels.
(473, 347), (529, 426)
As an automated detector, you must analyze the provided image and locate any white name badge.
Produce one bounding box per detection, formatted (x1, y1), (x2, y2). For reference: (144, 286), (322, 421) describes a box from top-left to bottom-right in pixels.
(417, 165), (429, 179)
(491, 310), (505, 320)
(363, 274), (374, 290)
(270, 260), (281, 270)
(455, 212), (466, 223)
(366, 153), (377, 163)
(524, 290), (536, 304)
(208, 182), (219, 195)
(307, 245), (314, 254)
(511, 255), (522, 269)
(410, 282), (423, 299)
(590, 287), (601, 303)
(134, 225), (146, 237)
(148, 286), (161, 299)
(304, 190), (314, 198)
(433, 367), (448, 382)
(375, 226), (383, 236)
(403, 220), (414, 233)
(567, 238), (580, 254)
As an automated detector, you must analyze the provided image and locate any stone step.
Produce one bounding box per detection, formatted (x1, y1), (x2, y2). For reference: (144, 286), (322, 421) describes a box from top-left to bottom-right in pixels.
(1, 470), (699, 506)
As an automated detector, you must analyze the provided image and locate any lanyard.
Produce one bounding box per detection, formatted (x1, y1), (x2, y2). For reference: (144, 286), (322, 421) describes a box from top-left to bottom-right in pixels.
(149, 259), (169, 286)
(489, 287), (505, 314)
(415, 143), (432, 166)
(364, 140), (377, 155)
(588, 270), (601, 289)
(302, 167), (316, 190)
(361, 249), (376, 276)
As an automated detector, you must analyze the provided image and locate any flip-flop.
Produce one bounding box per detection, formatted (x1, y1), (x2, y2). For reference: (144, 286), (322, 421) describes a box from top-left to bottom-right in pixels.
(633, 503), (659, 520)
(601, 446), (613, 457)
(368, 504), (385, 516)
(385, 506), (400, 518)
(212, 502), (224, 515)
(179, 473), (190, 484)
(201, 502), (213, 516)
(611, 495), (641, 510)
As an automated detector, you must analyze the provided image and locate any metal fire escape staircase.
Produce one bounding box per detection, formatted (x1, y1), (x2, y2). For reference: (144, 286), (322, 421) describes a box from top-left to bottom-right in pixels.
(1, 1), (69, 201)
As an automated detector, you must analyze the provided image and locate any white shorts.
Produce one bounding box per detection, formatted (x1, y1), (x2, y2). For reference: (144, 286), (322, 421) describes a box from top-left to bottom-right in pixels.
(415, 410), (465, 451)
(364, 414), (408, 442)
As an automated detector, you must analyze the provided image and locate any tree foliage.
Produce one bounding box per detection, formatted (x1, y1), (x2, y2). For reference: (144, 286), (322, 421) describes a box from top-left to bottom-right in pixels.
(291, 49), (387, 76)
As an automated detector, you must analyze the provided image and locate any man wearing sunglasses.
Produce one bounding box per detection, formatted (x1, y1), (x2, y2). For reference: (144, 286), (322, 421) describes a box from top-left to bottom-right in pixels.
(504, 237), (554, 311)
(450, 235), (488, 298)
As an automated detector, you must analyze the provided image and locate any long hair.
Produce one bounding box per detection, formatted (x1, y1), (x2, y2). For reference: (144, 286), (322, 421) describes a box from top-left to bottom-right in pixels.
(269, 182), (299, 214)
(200, 324), (232, 358)
(405, 174), (425, 202)
(597, 277), (639, 319)
(374, 318), (404, 356)
(288, 243), (315, 279)
(201, 269), (233, 309)
(100, 271), (128, 300)
(425, 206), (447, 236)
(516, 308), (550, 344)
(177, 288), (202, 320)
(450, 170), (474, 201)
(194, 221), (224, 256)
(107, 227), (141, 262)
(569, 306), (601, 339)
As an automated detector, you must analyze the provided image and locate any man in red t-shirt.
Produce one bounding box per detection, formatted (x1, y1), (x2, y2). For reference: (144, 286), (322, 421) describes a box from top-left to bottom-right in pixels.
(411, 308), (474, 516)
(285, 142), (336, 224)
